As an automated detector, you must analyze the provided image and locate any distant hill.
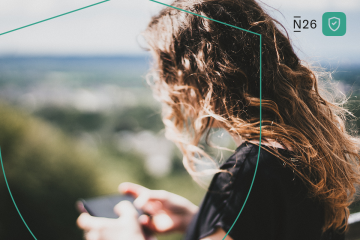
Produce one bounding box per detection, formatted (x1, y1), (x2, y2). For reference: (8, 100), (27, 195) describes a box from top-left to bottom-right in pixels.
(0, 55), (152, 88)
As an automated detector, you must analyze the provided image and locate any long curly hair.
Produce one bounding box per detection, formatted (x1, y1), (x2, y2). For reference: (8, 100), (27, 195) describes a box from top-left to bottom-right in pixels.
(142, 0), (360, 232)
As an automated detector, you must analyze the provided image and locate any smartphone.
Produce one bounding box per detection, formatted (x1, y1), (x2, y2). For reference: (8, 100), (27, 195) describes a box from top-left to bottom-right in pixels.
(76, 194), (143, 218)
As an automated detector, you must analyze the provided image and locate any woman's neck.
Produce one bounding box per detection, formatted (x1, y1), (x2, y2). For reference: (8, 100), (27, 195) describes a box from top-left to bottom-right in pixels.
(212, 121), (293, 151)
(231, 134), (292, 151)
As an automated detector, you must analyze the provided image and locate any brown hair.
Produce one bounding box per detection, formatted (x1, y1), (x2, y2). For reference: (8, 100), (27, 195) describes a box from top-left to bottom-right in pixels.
(142, 0), (360, 232)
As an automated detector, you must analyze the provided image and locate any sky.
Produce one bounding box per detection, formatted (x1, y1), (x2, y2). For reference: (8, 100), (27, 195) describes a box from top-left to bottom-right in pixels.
(0, 0), (359, 64)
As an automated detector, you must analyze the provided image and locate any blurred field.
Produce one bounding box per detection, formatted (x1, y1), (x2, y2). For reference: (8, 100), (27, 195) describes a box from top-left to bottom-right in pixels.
(0, 55), (359, 240)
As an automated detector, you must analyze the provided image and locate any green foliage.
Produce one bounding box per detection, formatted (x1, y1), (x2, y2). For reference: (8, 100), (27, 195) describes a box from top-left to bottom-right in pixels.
(33, 104), (163, 135)
(34, 106), (106, 133)
(0, 103), (105, 240)
(112, 105), (163, 133)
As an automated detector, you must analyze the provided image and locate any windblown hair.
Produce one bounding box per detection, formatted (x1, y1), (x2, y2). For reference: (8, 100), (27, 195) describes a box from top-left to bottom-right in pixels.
(142, 0), (360, 232)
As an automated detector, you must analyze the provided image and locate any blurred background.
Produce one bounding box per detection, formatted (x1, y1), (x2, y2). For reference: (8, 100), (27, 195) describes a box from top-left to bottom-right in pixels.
(0, 0), (359, 239)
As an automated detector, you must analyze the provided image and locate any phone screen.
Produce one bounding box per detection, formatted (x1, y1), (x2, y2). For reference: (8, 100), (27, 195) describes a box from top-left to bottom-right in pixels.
(77, 194), (142, 218)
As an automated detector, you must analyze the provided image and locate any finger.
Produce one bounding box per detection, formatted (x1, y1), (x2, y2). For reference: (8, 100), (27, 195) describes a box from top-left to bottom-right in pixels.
(118, 182), (149, 197)
(84, 230), (100, 240)
(114, 200), (139, 219)
(151, 213), (175, 233)
(77, 213), (107, 231)
(138, 200), (163, 216)
(139, 212), (175, 233)
(139, 214), (150, 225)
(77, 213), (92, 230)
(139, 214), (158, 232)
(134, 190), (169, 209)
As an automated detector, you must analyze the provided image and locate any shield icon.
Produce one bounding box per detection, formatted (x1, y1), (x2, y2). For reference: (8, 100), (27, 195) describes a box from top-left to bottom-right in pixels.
(328, 17), (340, 31)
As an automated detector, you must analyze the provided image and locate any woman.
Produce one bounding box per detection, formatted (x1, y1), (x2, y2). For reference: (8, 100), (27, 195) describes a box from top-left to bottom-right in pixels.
(77, 0), (360, 239)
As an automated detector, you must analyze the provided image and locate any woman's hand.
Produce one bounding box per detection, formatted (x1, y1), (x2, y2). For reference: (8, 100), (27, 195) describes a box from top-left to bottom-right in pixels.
(77, 200), (146, 240)
(119, 182), (199, 234)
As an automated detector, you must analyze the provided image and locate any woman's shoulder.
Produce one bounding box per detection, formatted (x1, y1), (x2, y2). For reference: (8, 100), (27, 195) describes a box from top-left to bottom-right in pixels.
(212, 141), (296, 192)
(221, 141), (293, 169)
(189, 141), (328, 240)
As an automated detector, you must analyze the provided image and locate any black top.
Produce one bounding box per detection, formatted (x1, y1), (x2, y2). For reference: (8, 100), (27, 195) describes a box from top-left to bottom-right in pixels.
(184, 141), (345, 240)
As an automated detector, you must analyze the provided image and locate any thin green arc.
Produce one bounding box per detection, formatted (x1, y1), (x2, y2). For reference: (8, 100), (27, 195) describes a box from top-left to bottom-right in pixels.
(0, 0), (110, 36)
(0, 150), (38, 240)
(148, 1), (262, 239)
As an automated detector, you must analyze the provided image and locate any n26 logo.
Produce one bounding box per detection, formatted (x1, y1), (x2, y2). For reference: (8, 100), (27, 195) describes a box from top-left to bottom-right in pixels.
(293, 16), (317, 32)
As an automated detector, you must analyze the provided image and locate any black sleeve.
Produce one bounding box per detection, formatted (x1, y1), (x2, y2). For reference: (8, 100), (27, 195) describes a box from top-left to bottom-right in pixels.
(213, 150), (286, 240)
(198, 147), (286, 240)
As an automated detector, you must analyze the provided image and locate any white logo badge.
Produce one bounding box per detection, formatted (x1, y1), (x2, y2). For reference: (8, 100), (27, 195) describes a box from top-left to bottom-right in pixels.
(328, 17), (340, 31)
